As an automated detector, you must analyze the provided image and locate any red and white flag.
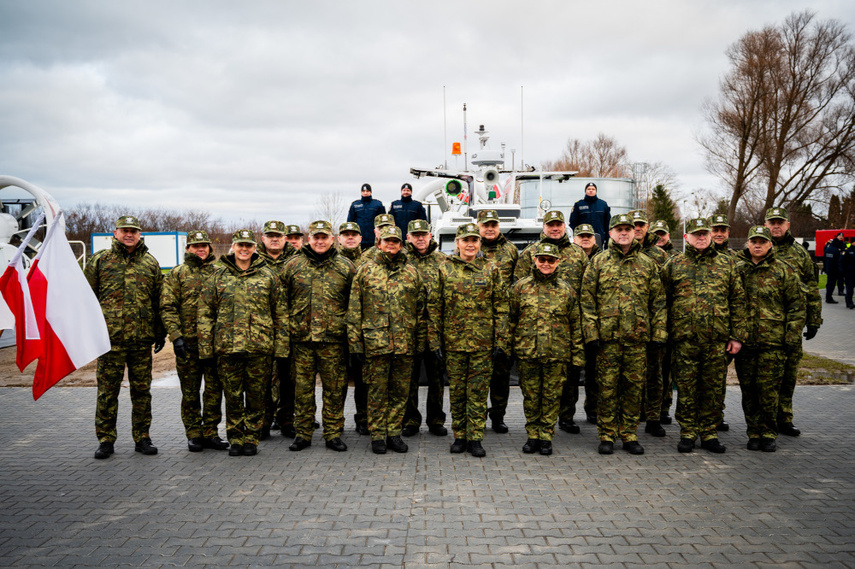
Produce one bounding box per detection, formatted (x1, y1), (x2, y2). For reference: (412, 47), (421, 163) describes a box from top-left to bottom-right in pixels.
(27, 211), (110, 400)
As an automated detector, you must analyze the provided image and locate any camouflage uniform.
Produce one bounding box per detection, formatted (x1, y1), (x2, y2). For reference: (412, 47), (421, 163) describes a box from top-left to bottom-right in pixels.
(404, 238), (448, 431)
(161, 247), (224, 440)
(581, 238), (667, 443)
(85, 236), (165, 444)
(660, 241), (747, 444)
(636, 230), (670, 424)
(509, 246), (584, 441)
(734, 242), (805, 441)
(347, 245), (428, 441)
(337, 230), (368, 430)
(653, 226), (680, 417)
(281, 240), (355, 442)
(429, 246), (508, 443)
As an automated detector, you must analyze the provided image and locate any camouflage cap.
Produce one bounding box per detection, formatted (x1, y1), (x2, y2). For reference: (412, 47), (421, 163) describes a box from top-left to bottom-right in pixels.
(542, 210), (565, 224)
(574, 223), (595, 236)
(339, 221), (361, 234)
(263, 220), (286, 234)
(709, 213), (729, 227)
(686, 217), (711, 233)
(232, 229), (256, 244)
(747, 225), (773, 241)
(534, 242), (560, 259)
(308, 220), (332, 236)
(456, 223), (481, 239)
(765, 207), (789, 221)
(187, 229), (211, 245)
(379, 225), (403, 241)
(609, 213), (633, 229)
(651, 220), (670, 234)
(374, 213), (394, 228)
(115, 215), (141, 230)
(477, 209), (500, 224)
(408, 219), (431, 234)
(629, 209), (648, 224)
(285, 224), (303, 236)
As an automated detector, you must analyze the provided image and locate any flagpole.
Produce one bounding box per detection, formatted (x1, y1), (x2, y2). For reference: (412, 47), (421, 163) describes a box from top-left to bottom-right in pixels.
(7, 213), (46, 268)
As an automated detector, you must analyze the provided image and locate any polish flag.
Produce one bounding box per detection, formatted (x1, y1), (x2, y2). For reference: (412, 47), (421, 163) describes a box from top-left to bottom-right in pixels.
(27, 211), (110, 400)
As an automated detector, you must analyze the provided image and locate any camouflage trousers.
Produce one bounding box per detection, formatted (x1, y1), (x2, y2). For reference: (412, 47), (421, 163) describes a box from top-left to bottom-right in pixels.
(776, 342), (803, 426)
(342, 355), (367, 427)
(660, 343), (675, 416)
(364, 354), (413, 441)
(446, 350), (492, 442)
(292, 342), (346, 441)
(518, 359), (565, 441)
(219, 353), (272, 446)
(95, 345), (153, 444)
(262, 359), (277, 430)
(642, 344), (664, 421)
(487, 353), (513, 422)
(559, 365), (579, 423)
(274, 357), (295, 428)
(672, 340), (727, 441)
(735, 347), (786, 440)
(583, 342), (598, 419)
(175, 346), (223, 439)
(403, 350), (447, 429)
(596, 341), (646, 443)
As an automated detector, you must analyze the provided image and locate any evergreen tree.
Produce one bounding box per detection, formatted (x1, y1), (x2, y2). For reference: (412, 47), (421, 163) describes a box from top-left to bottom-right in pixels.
(649, 184), (680, 233)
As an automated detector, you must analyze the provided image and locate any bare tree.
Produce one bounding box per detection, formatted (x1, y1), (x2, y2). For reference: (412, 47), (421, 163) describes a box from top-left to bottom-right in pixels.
(543, 133), (630, 177)
(312, 191), (348, 229)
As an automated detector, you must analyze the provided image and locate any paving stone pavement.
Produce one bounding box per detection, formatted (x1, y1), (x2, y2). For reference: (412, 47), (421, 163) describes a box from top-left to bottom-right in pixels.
(806, 292), (855, 366)
(1, 384), (854, 568)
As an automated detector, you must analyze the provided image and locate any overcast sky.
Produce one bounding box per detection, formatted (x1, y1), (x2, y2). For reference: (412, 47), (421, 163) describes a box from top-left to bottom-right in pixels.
(1, 0), (853, 227)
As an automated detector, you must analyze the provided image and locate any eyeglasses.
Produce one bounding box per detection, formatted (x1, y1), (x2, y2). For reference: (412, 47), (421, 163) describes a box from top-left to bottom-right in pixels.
(535, 256), (558, 264)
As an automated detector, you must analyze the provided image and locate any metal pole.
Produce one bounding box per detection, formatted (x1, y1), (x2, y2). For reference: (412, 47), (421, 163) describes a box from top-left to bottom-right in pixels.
(463, 103), (468, 172)
(443, 86), (447, 170)
(520, 86), (524, 171)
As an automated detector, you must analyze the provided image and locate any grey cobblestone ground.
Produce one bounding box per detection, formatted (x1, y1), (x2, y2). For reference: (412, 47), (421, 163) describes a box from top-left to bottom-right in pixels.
(805, 294), (855, 366)
(1, 381), (853, 568)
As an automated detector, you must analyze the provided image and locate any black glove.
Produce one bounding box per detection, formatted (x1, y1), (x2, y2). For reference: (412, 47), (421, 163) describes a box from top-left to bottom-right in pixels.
(586, 339), (602, 351)
(433, 348), (444, 362)
(172, 338), (187, 358)
(492, 347), (508, 363)
(154, 337), (166, 354)
(803, 326), (818, 341)
(350, 352), (365, 367)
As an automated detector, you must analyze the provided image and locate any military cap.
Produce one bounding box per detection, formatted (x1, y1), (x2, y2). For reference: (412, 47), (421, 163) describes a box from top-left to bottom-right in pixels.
(765, 207), (789, 221)
(232, 229), (256, 244)
(651, 220), (670, 234)
(747, 225), (773, 241)
(629, 209), (648, 223)
(477, 209), (500, 223)
(379, 225), (403, 241)
(609, 213), (633, 229)
(285, 224), (303, 236)
(115, 215), (141, 230)
(686, 217), (711, 233)
(543, 210), (565, 224)
(339, 221), (361, 234)
(455, 223), (481, 239)
(574, 223), (595, 236)
(374, 213), (395, 228)
(709, 214), (729, 227)
(263, 220), (286, 234)
(187, 229), (211, 245)
(308, 220), (333, 236)
(408, 219), (431, 234)
(534, 242), (560, 259)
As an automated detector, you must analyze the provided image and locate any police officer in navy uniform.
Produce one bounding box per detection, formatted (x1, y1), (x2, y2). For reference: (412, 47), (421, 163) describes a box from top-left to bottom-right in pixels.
(569, 182), (611, 247)
(823, 233), (845, 303)
(347, 183), (386, 250)
(390, 183), (427, 239)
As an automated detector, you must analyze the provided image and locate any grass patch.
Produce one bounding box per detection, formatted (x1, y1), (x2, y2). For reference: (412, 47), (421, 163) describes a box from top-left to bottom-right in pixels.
(818, 274), (826, 289)
(799, 352), (855, 385)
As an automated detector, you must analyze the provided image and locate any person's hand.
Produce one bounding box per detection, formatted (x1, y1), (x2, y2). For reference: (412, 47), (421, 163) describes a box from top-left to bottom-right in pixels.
(172, 338), (187, 358)
(726, 340), (742, 355)
(154, 337), (166, 354)
(433, 348), (444, 362)
(803, 326), (819, 341)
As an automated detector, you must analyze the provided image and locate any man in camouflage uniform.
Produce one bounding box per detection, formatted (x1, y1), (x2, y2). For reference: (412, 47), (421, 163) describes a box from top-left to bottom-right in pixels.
(660, 217), (747, 454)
(359, 213), (396, 266)
(765, 207), (822, 437)
(652, 220), (679, 426)
(348, 226), (428, 454)
(570, 223), (600, 425)
(284, 224), (304, 251)
(198, 229), (287, 457)
(282, 220), (355, 452)
(338, 221), (368, 435)
(161, 229), (229, 452)
(734, 226), (805, 452)
(86, 215), (166, 459)
(429, 223), (509, 457)
(258, 220), (299, 439)
(402, 219), (448, 437)
(709, 213), (739, 432)
(477, 209), (518, 434)
(509, 242), (584, 456)
(581, 213), (667, 456)
(652, 220), (679, 259)
(515, 210), (588, 435)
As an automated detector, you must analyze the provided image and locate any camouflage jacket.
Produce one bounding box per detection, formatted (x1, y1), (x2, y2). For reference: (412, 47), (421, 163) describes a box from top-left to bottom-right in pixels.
(281, 244), (355, 344)
(84, 238), (165, 348)
(660, 244), (748, 344)
(509, 269), (583, 365)
(713, 240), (740, 262)
(735, 249), (805, 349)
(347, 250), (428, 357)
(639, 232), (670, 268)
(338, 244), (362, 264)
(481, 233), (518, 285)
(514, 233), (588, 292)
(773, 231), (822, 328)
(659, 240), (680, 258)
(357, 245), (383, 268)
(197, 253), (287, 358)
(429, 254), (508, 353)
(258, 242), (298, 276)
(580, 240), (667, 344)
(160, 251), (217, 345)
(405, 240), (446, 291)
